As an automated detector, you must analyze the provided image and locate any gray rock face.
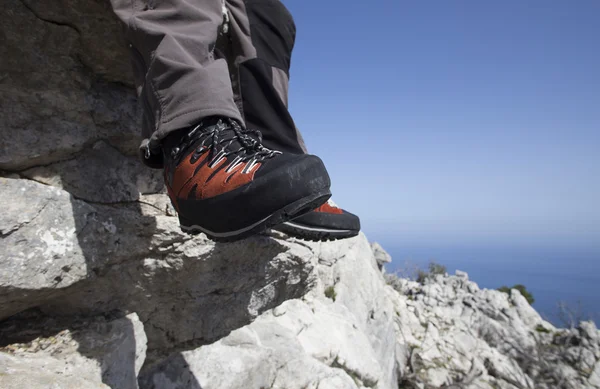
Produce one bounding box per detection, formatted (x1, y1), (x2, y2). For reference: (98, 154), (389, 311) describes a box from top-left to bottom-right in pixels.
(0, 176), (169, 320)
(0, 177), (320, 364)
(46, 231), (320, 360)
(20, 0), (133, 84)
(1, 177), (91, 318)
(1, 0), (138, 171)
(22, 141), (164, 203)
(1, 172), (398, 387)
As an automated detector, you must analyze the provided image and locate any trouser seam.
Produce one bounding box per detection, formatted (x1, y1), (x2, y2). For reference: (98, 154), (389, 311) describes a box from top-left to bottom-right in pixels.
(146, 67), (164, 131)
(129, 6), (165, 132)
(228, 0), (257, 127)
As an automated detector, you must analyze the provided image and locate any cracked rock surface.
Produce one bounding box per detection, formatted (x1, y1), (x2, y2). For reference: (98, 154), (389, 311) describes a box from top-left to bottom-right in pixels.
(387, 272), (600, 389)
(139, 236), (397, 389)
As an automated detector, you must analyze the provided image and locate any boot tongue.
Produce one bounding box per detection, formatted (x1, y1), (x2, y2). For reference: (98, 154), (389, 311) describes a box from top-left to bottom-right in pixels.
(190, 116), (228, 136)
(194, 118), (260, 163)
(165, 117), (274, 168)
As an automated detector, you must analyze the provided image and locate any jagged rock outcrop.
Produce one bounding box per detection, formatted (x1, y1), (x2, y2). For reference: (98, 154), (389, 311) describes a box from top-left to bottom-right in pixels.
(387, 272), (600, 388)
(371, 241), (392, 271)
(0, 176), (322, 364)
(3, 179), (599, 389)
(2, 1), (599, 388)
(138, 236), (397, 389)
(1, 170), (400, 387)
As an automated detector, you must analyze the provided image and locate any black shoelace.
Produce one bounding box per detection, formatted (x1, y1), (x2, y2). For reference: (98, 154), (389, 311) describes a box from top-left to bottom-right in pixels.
(172, 118), (281, 172)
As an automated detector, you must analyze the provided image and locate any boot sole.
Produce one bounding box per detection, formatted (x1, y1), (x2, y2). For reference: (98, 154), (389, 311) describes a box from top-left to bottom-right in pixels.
(272, 221), (359, 242)
(179, 188), (331, 242)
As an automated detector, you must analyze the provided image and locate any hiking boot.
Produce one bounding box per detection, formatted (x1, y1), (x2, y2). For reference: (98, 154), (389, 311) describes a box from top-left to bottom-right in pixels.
(162, 117), (331, 242)
(272, 199), (360, 241)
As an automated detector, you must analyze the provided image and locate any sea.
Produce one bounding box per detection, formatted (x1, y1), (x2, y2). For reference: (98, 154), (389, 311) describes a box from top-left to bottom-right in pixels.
(383, 243), (600, 327)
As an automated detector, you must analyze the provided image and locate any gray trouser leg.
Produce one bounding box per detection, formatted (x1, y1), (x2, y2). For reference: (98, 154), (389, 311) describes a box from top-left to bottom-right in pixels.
(109, 0), (243, 149)
(222, 0), (308, 154)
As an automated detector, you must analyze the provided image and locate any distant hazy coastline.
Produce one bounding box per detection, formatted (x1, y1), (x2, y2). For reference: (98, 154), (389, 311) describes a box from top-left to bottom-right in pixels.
(385, 243), (600, 326)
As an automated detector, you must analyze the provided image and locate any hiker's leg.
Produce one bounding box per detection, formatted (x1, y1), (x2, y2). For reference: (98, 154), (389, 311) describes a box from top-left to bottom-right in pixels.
(110, 0), (242, 147)
(224, 1), (361, 241)
(222, 0), (307, 154)
(110, 0), (332, 242)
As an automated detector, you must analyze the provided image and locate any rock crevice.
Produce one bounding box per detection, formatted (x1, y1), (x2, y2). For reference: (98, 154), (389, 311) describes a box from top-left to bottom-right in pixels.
(20, 0), (83, 37)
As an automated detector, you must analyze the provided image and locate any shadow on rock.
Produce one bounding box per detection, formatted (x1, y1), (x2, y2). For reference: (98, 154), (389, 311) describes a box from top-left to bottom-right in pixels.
(139, 353), (205, 389)
(0, 165), (159, 389)
(0, 308), (153, 389)
(40, 232), (315, 366)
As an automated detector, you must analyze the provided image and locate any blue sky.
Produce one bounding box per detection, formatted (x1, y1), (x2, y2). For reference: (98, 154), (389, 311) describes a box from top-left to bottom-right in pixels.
(283, 0), (600, 249)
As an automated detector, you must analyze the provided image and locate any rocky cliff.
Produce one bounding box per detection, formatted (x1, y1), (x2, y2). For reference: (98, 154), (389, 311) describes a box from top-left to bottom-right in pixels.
(2, 1), (600, 388)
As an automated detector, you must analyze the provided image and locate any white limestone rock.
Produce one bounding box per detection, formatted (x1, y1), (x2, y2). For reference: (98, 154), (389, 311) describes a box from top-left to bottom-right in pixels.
(140, 234), (398, 389)
(0, 313), (146, 389)
(386, 268), (600, 389)
(0, 177), (173, 320)
(0, 177), (90, 318)
(371, 241), (392, 270)
(0, 352), (110, 389)
(45, 231), (320, 361)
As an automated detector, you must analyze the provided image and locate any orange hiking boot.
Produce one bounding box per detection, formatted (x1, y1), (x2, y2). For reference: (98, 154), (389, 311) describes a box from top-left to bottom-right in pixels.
(273, 199), (360, 241)
(162, 117), (331, 242)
